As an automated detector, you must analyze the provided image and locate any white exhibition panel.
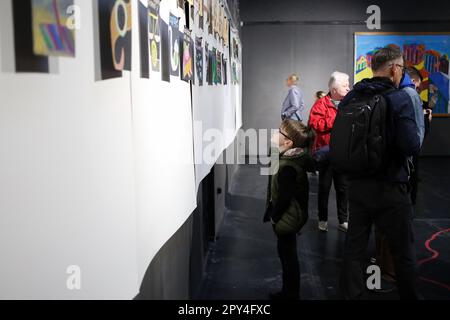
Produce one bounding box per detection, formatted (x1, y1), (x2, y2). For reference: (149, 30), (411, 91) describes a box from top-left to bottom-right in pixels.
(0, 0), (241, 299)
(131, 0), (197, 286)
(0, 0), (139, 299)
(192, 14), (243, 188)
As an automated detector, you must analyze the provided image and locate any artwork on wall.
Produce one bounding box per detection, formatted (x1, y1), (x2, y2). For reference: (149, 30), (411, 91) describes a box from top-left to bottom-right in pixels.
(216, 49), (222, 84)
(169, 13), (181, 77)
(209, 0), (214, 35)
(182, 28), (195, 83)
(31, 0), (75, 57)
(218, 4), (224, 42)
(211, 47), (217, 85)
(232, 37), (239, 61)
(197, 0), (204, 30)
(205, 42), (211, 85)
(98, 0), (132, 80)
(138, 0), (149, 79)
(222, 53), (227, 85)
(195, 36), (204, 86)
(13, 0), (50, 73)
(355, 33), (450, 116)
(160, 19), (171, 82)
(190, 4), (195, 25)
(231, 61), (238, 85)
(148, 0), (161, 73)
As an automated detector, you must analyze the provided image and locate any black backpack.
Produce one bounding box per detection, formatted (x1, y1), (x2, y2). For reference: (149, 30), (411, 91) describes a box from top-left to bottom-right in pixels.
(330, 89), (394, 176)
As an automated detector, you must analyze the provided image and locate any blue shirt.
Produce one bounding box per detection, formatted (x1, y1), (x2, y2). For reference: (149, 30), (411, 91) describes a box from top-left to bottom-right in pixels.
(400, 73), (425, 147)
(281, 86), (305, 121)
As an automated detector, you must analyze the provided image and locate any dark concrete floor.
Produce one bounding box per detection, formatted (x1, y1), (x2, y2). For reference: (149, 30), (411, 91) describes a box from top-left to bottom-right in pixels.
(197, 158), (450, 300)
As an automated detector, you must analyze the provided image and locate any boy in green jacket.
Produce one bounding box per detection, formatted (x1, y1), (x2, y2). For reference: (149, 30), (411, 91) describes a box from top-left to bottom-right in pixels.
(264, 120), (315, 300)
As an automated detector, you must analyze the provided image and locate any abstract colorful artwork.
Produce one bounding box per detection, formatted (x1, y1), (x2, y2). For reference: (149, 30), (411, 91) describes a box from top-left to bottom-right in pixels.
(31, 0), (75, 57)
(355, 33), (450, 115)
(13, 0), (49, 73)
(98, 0), (132, 80)
(195, 36), (204, 86)
(109, 0), (132, 71)
(169, 13), (181, 77)
(148, 0), (161, 72)
(182, 29), (195, 83)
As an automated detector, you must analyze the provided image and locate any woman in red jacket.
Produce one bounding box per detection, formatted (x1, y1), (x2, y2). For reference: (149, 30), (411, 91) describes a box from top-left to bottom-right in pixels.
(308, 71), (350, 233)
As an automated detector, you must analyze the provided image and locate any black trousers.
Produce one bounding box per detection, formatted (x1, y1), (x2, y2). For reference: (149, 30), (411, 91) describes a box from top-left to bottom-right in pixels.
(276, 233), (300, 299)
(410, 155), (419, 206)
(340, 179), (420, 300)
(318, 160), (349, 224)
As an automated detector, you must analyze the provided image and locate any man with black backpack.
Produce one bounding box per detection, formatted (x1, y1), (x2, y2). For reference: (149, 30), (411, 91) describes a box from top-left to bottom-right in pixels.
(331, 47), (421, 299)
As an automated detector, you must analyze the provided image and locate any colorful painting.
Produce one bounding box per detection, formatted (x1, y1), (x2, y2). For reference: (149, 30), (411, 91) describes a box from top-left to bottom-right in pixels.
(355, 33), (450, 115)
(13, 0), (49, 73)
(109, 0), (132, 71)
(195, 36), (204, 86)
(148, 0), (161, 72)
(182, 28), (194, 83)
(98, 0), (132, 80)
(169, 13), (181, 77)
(32, 0), (75, 57)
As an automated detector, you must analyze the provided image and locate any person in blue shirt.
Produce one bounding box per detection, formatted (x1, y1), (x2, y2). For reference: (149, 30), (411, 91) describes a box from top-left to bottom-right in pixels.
(281, 74), (305, 122)
(400, 72), (425, 147)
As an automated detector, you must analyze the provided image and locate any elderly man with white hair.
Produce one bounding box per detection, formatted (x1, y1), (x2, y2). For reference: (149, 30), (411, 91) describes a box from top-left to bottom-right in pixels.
(308, 71), (350, 233)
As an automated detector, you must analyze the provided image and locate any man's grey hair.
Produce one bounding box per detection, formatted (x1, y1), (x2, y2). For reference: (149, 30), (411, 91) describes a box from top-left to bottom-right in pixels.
(371, 46), (403, 72)
(328, 71), (350, 91)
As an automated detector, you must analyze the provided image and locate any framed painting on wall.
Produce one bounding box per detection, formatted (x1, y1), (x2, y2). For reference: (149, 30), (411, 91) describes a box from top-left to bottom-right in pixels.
(354, 32), (450, 117)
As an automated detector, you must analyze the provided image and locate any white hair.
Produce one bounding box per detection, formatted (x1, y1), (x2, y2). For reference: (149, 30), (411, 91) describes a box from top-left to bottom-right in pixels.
(328, 71), (350, 91)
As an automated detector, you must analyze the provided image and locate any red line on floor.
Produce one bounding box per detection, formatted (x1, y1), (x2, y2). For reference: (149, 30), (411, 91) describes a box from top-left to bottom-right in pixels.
(417, 228), (450, 292)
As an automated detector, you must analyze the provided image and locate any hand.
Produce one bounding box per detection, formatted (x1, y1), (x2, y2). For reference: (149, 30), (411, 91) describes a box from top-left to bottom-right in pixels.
(424, 109), (433, 122)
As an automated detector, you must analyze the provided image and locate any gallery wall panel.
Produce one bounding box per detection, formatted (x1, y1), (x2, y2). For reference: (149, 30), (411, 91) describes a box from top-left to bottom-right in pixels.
(0, 0), (139, 299)
(0, 0), (241, 299)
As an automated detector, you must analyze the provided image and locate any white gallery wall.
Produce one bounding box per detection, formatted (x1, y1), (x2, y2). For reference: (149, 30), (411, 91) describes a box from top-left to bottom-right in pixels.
(0, 0), (242, 299)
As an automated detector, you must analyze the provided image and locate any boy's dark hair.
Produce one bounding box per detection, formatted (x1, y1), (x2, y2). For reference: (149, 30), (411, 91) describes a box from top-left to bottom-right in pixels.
(406, 66), (423, 82)
(371, 47), (403, 72)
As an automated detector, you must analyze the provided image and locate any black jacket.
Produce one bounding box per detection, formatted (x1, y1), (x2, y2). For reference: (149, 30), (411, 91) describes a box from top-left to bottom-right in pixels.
(339, 77), (421, 183)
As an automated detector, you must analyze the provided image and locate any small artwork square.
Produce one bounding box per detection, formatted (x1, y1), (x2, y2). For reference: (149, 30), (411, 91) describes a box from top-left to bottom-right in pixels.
(98, 0), (132, 80)
(31, 0), (75, 57)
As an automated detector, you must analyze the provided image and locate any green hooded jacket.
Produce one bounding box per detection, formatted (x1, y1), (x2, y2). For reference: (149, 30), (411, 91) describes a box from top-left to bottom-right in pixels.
(268, 148), (314, 235)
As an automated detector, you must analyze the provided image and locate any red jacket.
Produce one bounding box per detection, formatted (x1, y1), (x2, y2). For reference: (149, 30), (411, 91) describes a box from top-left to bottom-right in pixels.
(308, 94), (338, 154)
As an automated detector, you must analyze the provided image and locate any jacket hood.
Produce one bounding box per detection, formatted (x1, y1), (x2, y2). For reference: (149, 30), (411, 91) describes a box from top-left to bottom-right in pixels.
(399, 73), (415, 90)
(281, 148), (315, 172)
(353, 77), (397, 95)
